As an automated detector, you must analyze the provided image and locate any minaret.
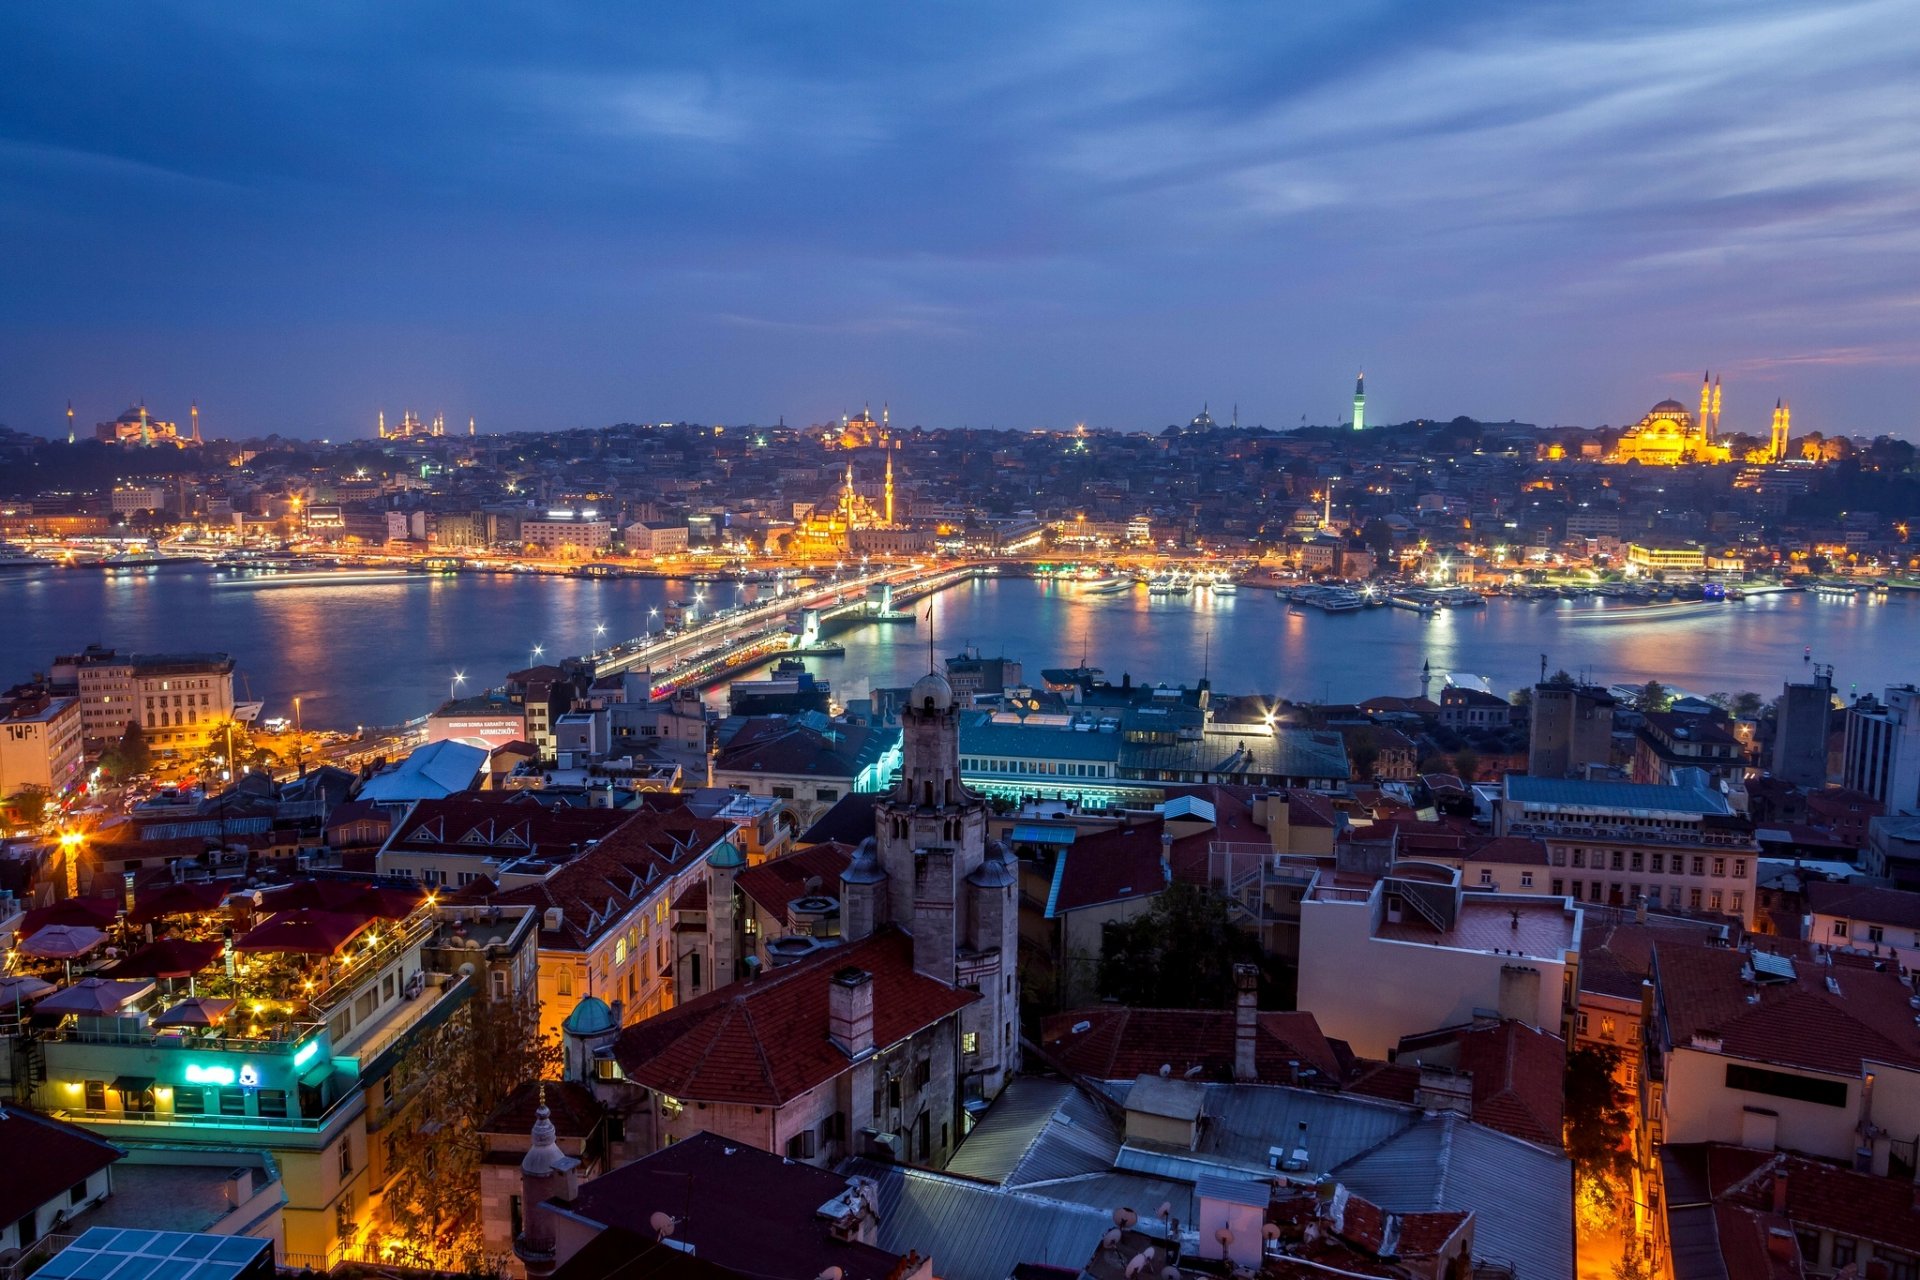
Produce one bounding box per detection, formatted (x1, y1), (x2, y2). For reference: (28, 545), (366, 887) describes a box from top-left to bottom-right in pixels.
(1770, 399), (1790, 462)
(138, 405), (150, 446)
(1352, 372), (1366, 431)
(190, 402), (201, 445)
(469, 415), (476, 437)
(378, 410), (387, 439)
(66, 401), (74, 445)
(1698, 371), (1712, 444)
(883, 434), (895, 526)
(1710, 374), (1722, 439)
(514, 1083), (579, 1278)
(1421, 659), (1432, 702)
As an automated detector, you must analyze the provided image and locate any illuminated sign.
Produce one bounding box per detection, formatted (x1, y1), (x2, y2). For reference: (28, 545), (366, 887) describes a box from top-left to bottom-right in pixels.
(292, 1041), (318, 1068)
(184, 1063), (236, 1086)
(238, 1065), (259, 1088)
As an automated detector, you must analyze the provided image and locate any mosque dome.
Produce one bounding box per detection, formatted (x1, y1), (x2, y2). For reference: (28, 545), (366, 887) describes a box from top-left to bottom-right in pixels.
(1649, 399), (1688, 415)
(909, 671), (955, 712)
(708, 839), (745, 870)
(561, 995), (617, 1037)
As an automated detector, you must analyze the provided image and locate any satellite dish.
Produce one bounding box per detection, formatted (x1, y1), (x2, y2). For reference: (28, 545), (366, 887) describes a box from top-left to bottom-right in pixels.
(1216, 1227), (1235, 1247)
(1101, 1229), (1123, 1252)
(1263, 1224), (1282, 1243)
(1156, 1202), (1173, 1221)
(1124, 1250), (1156, 1279)
(1162, 1269), (1181, 1280)
(650, 1211), (675, 1241)
(816, 1270), (843, 1280)
(1113, 1207), (1139, 1228)
(1159, 1064), (1172, 1078)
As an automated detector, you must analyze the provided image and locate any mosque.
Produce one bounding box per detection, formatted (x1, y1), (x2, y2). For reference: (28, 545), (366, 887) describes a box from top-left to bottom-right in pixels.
(788, 405), (901, 554)
(1609, 372), (1734, 466)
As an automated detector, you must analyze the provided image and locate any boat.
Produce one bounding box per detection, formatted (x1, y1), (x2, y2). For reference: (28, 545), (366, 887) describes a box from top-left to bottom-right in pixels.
(1210, 578), (1239, 595)
(1388, 594), (1437, 616)
(1082, 576), (1133, 595)
(1147, 578), (1173, 596)
(0, 542), (47, 572)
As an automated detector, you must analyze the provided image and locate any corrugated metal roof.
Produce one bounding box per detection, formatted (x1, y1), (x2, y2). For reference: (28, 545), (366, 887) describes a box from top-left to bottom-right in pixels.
(944, 1078), (1121, 1187)
(1504, 774), (1731, 815)
(843, 1159), (1122, 1280)
(1333, 1112), (1574, 1280)
(961, 722), (1122, 763)
(1010, 823), (1077, 845)
(1111, 1081), (1416, 1180)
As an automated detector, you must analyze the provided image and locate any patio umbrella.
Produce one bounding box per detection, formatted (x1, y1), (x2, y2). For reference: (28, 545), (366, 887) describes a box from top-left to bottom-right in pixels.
(152, 995), (235, 1029)
(351, 884), (427, 919)
(235, 908), (369, 955)
(18, 924), (108, 959)
(36, 976), (155, 1015)
(20, 897), (119, 935)
(129, 881), (228, 924)
(0, 975), (56, 1006)
(115, 937), (222, 980)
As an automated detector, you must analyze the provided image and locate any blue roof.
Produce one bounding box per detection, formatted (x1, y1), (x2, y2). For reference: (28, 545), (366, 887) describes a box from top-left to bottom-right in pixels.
(561, 995), (617, 1036)
(960, 722), (1121, 763)
(1009, 823), (1076, 846)
(1503, 774), (1730, 815)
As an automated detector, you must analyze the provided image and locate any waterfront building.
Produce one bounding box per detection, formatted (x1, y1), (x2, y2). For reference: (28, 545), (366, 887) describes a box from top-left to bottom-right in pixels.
(0, 686), (84, 799)
(1842, 684), (1920, 813)
(1495, 775), (1760, 925)
(1772, 668), (1835, 790)
(517, 511), (611, 557)
(942, 648), (1023, 706)
(55, 647), (239, 755)
(710, 718), (901, 825)
(1626, 540), (1708, 573)
(1296, 857), (1582, 1058)
(620, 520), (687, 556)
(1527, 681), (1617, 780)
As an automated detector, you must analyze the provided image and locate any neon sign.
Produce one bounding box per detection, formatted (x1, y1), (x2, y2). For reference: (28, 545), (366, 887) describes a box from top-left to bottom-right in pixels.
(183, 1063), (236, 1086)
(238, 1065), (259, 1088)
(292, 1041), (318, 1068)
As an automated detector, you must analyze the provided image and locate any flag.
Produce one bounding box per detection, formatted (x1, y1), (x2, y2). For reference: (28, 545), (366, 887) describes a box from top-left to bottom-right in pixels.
(924, 606), (932, 620)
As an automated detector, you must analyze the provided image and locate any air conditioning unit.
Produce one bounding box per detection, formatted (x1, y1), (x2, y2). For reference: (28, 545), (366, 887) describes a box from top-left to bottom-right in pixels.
(861, 1129), (905, 1161)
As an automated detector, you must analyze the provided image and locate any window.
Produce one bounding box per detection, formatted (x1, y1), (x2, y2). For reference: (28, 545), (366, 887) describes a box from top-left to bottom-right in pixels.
(1570, 883), (1583, 901)
(1576, 1011), (1589, 1034)
(557, 967), (573, 996)
(1691, 857), (1705, 876)
(1551, 879), (1564, 897)
(962, 1031), (979, 1055)
(785, 1130), (815, 1159)
(85, 1080), (106, 1111)
(816, 788), (839, 803)
(770, 786), (795, 800)
(70, 1180), (89, 1206)
(1709, 891), (1722, 912)
(1869, 925), (1885, 944)
(1651, 852), (1665, 874)
(1520, 872), (1534, 888)
(1630, 851), (1644, 872)
(1712, 857), (1727, 877)
(614, 937), (628, 966)
(338, 1137), (354, 1178)
(257, 1089), (288, 1119)
(1479, 869), (1493, 885)
(1572, 849), (1586, 868)
(383, 972), (396, 1002)
(1689, 888), (1702, 910)
(1831, 1240), (1856, 1268)
(1733, 859), (1747, 878)
(174, 1087), (206, 1116)
(1610, 851), (1624, 871)
(492, 969), (509, 1001)
(219, 1088), (246, 1116)
(1601, 1016), (1617, 1040)
(1725, 1063), (1848, 1108)
(887, 1078), (901, 1109)
(1833, 920), (1849, 938)
(1731, 892), (1744, 916)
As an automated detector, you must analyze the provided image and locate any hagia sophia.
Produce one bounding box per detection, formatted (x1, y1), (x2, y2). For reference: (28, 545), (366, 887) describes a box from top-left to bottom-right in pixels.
(1609, 372), (1793, 466)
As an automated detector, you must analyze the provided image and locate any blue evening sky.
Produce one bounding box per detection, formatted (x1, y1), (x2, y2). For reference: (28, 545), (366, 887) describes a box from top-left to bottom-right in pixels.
(2, 1), (1915, 439)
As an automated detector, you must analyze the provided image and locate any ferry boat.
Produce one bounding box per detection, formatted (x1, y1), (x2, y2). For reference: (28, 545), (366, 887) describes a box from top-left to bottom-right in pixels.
(1081, 576), (1134, 594)
(1210, 578), (1239, 595)
(0, 542), (46, 573)
(1147, 577), (1173, 596)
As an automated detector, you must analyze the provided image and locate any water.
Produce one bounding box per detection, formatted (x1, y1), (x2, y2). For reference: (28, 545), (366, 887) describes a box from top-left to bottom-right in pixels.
(3, 566), (1914, 728)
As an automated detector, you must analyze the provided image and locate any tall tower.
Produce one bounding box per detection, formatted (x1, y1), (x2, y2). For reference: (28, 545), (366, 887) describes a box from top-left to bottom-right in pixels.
(190, 402), (201, 445)
(66, 401), (74, 445)
(883, 434), (895, 526)
(378, 410), (387, 439)
(1770, 399), (1791, 462)
(1352, 372), (1366, 431)
(138, 405), (150, 446)
(840, 670), (1020, 1096)
(469, 415), (476, 437)
(1697, 371), (1712, 450)
(1710, 374), (1722, 439)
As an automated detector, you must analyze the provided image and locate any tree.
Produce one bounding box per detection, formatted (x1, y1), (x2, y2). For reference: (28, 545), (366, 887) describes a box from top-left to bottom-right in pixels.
(1098, 883), (1262, 1009)
(1450, 750), (1480, 783)
(1635, 680), (1672, 712)
(1566, 1045), (1634, 1188)
(379, 987), (560, 1271)
(1, 785), (53, 827)
(100, 722), (152, 780)
(1509, 687), (1533, 709)
(1346, 727), (1380, 781)
(1730, 691), (1764, 718)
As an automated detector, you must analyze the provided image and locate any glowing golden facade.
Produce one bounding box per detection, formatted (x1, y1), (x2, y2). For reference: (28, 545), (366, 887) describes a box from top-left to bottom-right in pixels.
(1611, 373), (1731, 466)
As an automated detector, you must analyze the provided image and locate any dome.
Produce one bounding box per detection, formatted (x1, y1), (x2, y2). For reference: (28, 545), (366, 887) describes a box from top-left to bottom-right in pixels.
(1649, 399), (1688, 414)
(909, 671), (955, 712)
(561, 995), (617, 1037)
(708, 839), (746, 870)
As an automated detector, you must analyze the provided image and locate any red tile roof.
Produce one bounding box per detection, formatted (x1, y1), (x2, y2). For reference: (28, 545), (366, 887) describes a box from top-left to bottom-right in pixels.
(0, 1106), (122, 1227)
(733, 842), (854, 925)
(613, 927), (976, 1106)
(1654, 939), (1920, 1075)
(1805, 880), (1920, 931)
(1447, 1021), (1565, 1148)
(1047, 822), (1171, 913)
(1710, 1146), (1920, 1255)
(1039, 1005), (1349, 1085)
(384, 795), (635, 861)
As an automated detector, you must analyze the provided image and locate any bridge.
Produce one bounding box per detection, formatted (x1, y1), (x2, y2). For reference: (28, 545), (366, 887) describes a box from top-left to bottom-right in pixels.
(585, 562), (983, 697)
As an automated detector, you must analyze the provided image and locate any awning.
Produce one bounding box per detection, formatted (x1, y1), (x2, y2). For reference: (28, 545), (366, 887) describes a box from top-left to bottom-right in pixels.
(300, 1061), (334, 1088)
(111, 1075), (155, 1094)
(1010, 824), (1076, 846)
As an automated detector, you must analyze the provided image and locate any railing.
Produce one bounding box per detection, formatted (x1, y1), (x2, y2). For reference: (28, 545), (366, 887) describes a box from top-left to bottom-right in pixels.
(310, 909), (438, 1012)
(2, 1233), (74, 1280)
(1506, 822), (1753, 848)
(50, 1023), (323, 1053)
(47, 1104), (345, 1132)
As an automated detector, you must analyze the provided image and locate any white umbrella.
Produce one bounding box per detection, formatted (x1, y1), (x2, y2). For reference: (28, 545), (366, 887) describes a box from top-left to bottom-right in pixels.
(19, 924), (108, 959)
(36, 977), (154, 1016)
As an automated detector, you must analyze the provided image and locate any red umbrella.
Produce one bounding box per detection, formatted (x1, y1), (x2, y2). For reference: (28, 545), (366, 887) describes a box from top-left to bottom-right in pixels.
(19, 924), (108, 959)
(114, 937), (222, 979)
(260, 881), (371, 912)
(129, 881), (228, 924)
(236, 909), (371, 955)
(153, 996), (235, 1028)
(20, 897), (119, 935)
(36, 977), (154, 1015)
(350, 884), (427, 919)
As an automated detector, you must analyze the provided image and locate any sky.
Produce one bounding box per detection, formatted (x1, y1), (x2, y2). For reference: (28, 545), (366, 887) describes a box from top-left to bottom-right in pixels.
(2, 1), (1917, 441)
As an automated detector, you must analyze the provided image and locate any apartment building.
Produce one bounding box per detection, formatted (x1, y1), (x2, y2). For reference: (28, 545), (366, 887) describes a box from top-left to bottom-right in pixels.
(55, 647), (238, 754)
(1495, 775), (1760, 926)
(0, 688), (84, 798)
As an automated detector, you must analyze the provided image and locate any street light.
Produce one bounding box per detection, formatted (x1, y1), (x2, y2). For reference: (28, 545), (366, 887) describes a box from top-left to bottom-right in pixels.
(530, 643), (544, 667)
(451, 670), (467, 701)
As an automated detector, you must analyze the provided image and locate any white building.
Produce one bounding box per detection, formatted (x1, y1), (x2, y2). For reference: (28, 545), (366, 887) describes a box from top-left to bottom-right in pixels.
(1297, 859), (1581, 1058)
(622, 521), (688, 556)
(0, 690), (84, 799)
(520, 512), (612, 555)
(1842, 684), (1920, 814)
(1804, 881), (1920, 975)
(57, 647), (239, 754)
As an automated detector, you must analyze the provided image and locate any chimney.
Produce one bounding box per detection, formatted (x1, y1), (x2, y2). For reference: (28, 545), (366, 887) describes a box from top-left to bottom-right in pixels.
(225, 1168), (251, 1208)
(1233, 963), (1259, 1081)
(829, 967), (875, 1060)
(1766, 1227), (1797, 1263)
(1771, 1170), (1789, 1215)
(1635, 893), (1647, 925)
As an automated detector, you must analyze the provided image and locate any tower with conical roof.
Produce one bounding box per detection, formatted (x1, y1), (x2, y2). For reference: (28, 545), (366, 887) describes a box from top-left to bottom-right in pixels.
(1353, 372), (1366, 431)
(840, 668), (1020, 1095)
(514, 1084), (580, 1278)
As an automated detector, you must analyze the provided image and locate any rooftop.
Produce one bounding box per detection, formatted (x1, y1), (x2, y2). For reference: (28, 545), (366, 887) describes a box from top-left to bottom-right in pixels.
(0, 1106), (122, 1228)
(1039, 1005), (1349, 1085)
(1374, 893), (1579, 961)
(1503, 774), (1732, 816)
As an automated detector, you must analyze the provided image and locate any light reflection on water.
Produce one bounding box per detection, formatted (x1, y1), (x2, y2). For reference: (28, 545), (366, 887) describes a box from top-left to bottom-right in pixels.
(2, 566), (1912, 727)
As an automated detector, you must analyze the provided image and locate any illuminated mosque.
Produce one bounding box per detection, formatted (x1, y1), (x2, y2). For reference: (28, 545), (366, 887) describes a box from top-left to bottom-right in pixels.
(1610, 372), (1734, 466)
(790, 404), (900, 553)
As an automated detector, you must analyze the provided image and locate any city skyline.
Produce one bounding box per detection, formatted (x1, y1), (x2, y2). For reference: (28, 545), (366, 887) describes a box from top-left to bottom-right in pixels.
(3, 1), (1917, 439)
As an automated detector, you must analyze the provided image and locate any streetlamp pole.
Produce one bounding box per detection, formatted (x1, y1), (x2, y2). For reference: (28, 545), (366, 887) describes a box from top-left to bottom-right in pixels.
(293, 696), (305, 777)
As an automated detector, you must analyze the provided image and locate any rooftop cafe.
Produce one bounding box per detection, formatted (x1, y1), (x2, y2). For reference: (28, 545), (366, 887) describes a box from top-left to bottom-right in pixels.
(2, 875), (439, 1127)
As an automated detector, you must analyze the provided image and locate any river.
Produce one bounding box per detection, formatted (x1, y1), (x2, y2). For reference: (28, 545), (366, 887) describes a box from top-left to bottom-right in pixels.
(2, 566), (1913, 728)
